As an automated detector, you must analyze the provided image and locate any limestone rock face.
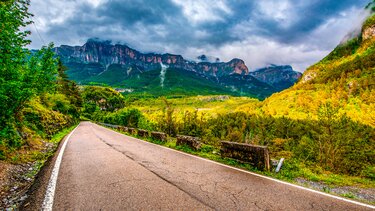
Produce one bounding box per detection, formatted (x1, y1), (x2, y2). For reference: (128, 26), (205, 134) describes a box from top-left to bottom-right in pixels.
(250, 65), (302, 91)
(54, 39), (301, 98)
(363, 25), (375, 40)
(54, 39), (250, 79)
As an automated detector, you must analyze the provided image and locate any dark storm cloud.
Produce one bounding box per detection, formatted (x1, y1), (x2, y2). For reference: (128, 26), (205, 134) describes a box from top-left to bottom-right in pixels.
(96, 0), (180, 25)
(28, 0), (371, 71)
(222, 0), (369, 43)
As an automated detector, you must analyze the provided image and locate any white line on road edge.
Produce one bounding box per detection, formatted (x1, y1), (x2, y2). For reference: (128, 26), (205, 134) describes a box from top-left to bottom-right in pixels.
(96, 123), (375, 209)
(42, 124), (80, 211)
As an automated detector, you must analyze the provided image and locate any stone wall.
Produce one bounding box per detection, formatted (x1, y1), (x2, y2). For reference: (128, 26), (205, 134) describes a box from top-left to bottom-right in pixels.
(137, 129), (149, 138)
(98, 122), (270, 171)
(119, 126), (128, 133)
(176, 135), (202, 150)
(151, 132), (167, 142)
(220, 141), (270, 171)
(128, 128), (137, 135)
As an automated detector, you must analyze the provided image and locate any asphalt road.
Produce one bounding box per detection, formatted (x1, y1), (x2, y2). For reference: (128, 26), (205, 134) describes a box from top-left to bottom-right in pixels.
(23, 122), (374, 210)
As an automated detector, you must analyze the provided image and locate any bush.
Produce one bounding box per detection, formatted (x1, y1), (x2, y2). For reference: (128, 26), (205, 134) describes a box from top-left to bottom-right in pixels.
(22, 98), (73, 138)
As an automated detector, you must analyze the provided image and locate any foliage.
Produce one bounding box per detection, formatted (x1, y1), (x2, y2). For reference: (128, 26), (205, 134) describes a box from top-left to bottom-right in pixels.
(81, 86), (126, 117)
(1, 0), (55, 151)
(158, 98), (177, 136)
(262, 13), (375, 128)
(94, 93), (374, 177)
(363, 14), (375, 30)
(103, 109), (146, 129)
(56, 59), (82, 118)
(323, 37), (362, 62)
(0, 0), (81, 159)
(74, 66), (264, 98)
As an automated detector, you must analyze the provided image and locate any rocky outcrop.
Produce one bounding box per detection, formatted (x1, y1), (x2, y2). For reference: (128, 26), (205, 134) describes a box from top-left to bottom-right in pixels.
(301, 71), (317, 83)
(54, 39), (249, 80)
(249, 65), (302, 91)
(363, 25), (375, 40)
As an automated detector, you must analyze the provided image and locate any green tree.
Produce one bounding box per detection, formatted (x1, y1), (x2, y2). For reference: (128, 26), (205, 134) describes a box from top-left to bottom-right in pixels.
(0, 0), (58, 150)
(56, 59), (82, 117)
(0, 0), (33, 125)
(159, 98), (176, 136)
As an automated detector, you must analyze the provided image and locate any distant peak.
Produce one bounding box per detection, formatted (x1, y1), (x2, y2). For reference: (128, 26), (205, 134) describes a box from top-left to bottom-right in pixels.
(197, 54), (220, 63)
(228, 58), (244, 63)
(87, 38), (112, 45)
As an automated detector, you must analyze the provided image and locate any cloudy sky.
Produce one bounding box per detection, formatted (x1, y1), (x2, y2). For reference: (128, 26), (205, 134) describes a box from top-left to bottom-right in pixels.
(27, 0), (370, 72)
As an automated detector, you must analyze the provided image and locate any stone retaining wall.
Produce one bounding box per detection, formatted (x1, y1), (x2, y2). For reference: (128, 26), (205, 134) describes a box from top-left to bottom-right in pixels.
(98, 122), (270, 171)
(151, 132), (167, 142)
(220, 141), (270, 170)
(137, 129), (149, 138)
(128, 128), (137, 135)
(119, 126), (128, 133)
(176, 135), (202, 150)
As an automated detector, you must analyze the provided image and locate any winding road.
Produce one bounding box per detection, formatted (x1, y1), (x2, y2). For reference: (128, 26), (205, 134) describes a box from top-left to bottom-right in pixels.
(22, 122), (374, 210)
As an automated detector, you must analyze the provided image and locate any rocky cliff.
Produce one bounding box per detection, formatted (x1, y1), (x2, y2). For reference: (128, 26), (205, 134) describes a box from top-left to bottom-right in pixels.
(54, 39), (301, 99)
(55, 39), (249, 80)
(250, 65), (302, 91)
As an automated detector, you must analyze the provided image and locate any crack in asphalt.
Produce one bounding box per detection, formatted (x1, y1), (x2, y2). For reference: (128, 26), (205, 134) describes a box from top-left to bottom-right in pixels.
(93, 127), (251, 211)
(93, 131), (216, 210)
(93, 125), (269, 211)
(253, 202), (265, 211)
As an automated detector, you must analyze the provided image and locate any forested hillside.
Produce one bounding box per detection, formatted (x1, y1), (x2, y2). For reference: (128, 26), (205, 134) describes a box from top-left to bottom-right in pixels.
(262, 12), (375, 127)
(0, 1), (81, 160)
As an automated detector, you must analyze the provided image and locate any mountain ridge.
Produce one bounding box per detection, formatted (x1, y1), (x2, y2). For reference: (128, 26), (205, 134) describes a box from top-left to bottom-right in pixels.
(54, 39), (301, 99)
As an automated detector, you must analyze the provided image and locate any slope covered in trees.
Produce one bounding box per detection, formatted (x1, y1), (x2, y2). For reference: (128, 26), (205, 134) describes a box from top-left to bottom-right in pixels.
(0, 0), (81, 159)
(262, 11), (375, 127)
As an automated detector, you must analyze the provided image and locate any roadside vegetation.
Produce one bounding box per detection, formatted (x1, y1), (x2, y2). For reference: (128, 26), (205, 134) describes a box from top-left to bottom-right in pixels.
(89, 95), (374, 185)
(0, 0), (81, 161)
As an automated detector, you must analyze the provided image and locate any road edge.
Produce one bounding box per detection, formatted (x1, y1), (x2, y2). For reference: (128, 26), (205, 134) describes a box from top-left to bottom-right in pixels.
(95, 123), (375, 209)
(40, 123), (80, 211)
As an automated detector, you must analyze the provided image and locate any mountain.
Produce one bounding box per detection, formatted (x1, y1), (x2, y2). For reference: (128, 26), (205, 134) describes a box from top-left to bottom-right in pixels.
(262, 11), (375, 127)
(250, 65), (302, 92)
(54, 39), (301, 99)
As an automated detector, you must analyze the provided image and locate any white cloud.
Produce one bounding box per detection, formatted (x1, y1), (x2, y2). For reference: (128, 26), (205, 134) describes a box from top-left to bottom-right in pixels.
(304, 6), (370, 51)
(256, 0), (296, 28)
(182, 36), (327, 72)
(171, 0), (231, 24)
(85, 0), (107, 8)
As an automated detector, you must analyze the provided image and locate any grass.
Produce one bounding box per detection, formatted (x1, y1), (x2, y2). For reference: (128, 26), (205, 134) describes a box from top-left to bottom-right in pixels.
(49, 124), (78, 144)
(9, 124), (78, 164)
(341, 192), (356, 199)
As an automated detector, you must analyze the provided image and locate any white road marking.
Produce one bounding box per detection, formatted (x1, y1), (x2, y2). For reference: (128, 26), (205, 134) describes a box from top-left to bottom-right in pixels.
(96, 123), (375, 209)
(42, 124), (80, 211)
